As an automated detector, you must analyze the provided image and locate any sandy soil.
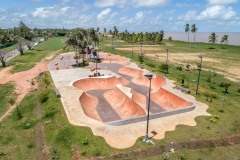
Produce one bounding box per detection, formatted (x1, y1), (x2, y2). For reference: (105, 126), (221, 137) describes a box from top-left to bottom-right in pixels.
(146, 53), (240, 82)
(0, 62), (48, 122)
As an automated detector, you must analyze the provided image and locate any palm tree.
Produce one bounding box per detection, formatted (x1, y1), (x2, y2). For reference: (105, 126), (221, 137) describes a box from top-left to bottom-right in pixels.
(221, 34), (228, 48)
(185, 24), (190, 42)
(191, 24), (198, 44)
(208, 32), (218, 45)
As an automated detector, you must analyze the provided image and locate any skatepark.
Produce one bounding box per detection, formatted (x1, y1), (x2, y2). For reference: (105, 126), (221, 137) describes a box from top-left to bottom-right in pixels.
(48, 52), (210, 148)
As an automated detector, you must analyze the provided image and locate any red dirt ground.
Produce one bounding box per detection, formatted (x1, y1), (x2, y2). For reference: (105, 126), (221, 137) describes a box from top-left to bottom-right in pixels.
(0, 62), (48, 122)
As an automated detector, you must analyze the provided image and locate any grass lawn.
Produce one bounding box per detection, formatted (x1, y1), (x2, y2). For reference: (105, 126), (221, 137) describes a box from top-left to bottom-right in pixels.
(0, 82), (16, 117)
(0, 92), (38, 159)
(145, 144), (240, 160)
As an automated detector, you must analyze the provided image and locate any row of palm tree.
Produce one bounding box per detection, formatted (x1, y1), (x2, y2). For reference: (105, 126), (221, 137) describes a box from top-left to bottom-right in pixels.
(118, 30), (164, 44)
(185, 23), (198, 43)
(208, 32), (229, 48)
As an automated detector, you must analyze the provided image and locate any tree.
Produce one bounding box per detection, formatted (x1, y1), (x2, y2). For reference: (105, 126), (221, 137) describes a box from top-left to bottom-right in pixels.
(103, 28), (107, 36)
(191, 24), (198, 44)
(0, 49), (8, 67)
(15, 21), (33, 55)
(221, 34), (228, 48)
(223, 82), (231, 93)
(208, 32), (218, 45)
(185, 24), (190, 42)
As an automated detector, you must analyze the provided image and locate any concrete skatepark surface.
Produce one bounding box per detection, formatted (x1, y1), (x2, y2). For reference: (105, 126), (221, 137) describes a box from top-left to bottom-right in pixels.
(48, 52), (210, 149)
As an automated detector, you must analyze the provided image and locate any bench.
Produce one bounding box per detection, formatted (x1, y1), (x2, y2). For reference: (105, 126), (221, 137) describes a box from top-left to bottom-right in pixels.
(176, 86), (190, 94)
(55, 88), (61, 98)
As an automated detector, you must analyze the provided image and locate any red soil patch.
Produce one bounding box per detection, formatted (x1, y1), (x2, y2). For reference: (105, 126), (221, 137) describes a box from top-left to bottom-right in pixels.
(0, 62), (48, 122)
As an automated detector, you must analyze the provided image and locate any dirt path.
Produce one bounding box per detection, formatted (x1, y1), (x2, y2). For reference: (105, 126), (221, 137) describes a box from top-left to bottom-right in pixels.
(0, 62), (48, 122)
(34, 99), (46, 160)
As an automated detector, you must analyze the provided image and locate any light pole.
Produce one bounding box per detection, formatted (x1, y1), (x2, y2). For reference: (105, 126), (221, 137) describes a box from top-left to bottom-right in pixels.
(140, 41), (143, 56)
(196, 56), (203, 95)
(132, 46), (134, 59)
(165, 49), (169, 76)
(143, 73), (153, 143)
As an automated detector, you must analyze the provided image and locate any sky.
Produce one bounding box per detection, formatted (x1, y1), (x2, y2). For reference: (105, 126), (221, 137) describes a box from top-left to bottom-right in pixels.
(0, 0), (240, 32)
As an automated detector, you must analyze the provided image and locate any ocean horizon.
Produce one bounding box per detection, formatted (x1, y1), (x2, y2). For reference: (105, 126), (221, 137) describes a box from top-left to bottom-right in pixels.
(164, 32), (240, 46)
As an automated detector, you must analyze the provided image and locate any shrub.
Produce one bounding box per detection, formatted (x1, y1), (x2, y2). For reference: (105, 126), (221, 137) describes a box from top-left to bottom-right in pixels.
(206, 77), (211, 82)
(8, 97), (16, 105)
(19, 119), (38, 129)
(159, 64), (169, 73)
(214, 115), (220, 119)
(43, 77), (50, 85)
(82, 136), (89, 145)
(138, 54), (144, 63)
(81, 151), (87, 156)
(219, 82), (224, 87)
(210, 118), (216, 123)
(93, 148), (101, 156)
(146, 62), (155, 68)
(176, 65), (182, 71)
(39, 90), (49, 103)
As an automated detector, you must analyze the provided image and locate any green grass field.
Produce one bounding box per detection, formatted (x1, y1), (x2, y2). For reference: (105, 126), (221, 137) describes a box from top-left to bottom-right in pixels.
(5, 37), (66, 73)
(0, 82), (16, 117)
(0, 36), (239, 159)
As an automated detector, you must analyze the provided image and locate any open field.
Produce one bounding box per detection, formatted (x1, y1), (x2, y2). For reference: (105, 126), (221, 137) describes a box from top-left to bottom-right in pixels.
(0, 36), (239, 159)
(107, 39), (240, 82)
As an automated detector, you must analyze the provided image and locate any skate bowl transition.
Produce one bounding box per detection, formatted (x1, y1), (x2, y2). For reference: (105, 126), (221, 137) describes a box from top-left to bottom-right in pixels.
(72, 70), (195, 126)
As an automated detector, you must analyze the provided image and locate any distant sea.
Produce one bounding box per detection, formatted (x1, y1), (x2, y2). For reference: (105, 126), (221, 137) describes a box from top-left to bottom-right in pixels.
(164, 32), (240, 46)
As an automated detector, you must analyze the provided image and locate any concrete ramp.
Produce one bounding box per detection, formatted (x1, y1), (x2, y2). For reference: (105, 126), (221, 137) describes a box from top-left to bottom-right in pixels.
(151, 88), (193, 111)
(119, 67), (143, 77)
(104, 86), (146, 119)
(80, 92), (101, 121)
(131, 89), (146, 109)
(73, 76), (129, 91)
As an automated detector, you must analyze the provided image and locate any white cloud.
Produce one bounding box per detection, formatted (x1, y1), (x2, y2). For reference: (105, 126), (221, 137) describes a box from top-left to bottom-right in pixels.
(94, 0), (168, 8)
(0, 16), (6, 21)
(178, 10), (197, 21)
(197, 5), (236, 20)
(31, 6), (71, 18)
(208, 0), (238, 5)
(133, 0), (168, 7)
(97, 8), (111, 20)
(94, 0), (127, 8)
(178, 5), (236, 21)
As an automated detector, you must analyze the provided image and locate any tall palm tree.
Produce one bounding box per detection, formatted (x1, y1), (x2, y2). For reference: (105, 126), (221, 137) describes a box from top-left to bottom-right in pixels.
(221, 34), (228, 48)
(191, 24), (198, 44)
(208, 32), (218, 45)
(185, 23), (190, 42)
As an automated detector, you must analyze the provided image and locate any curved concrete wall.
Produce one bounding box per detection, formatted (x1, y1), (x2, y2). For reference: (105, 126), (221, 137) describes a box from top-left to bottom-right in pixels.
(80, 92), (101, 121)
(104, 87), (146, 119)
(151, 88), (193, 110)
(73, 76), (129, 91)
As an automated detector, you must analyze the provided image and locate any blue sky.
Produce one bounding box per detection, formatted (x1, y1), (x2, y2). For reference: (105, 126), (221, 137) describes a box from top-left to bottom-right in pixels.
(0, 0), (239, 32)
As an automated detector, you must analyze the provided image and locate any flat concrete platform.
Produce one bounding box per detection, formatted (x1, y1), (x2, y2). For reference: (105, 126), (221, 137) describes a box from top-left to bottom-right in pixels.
(48, 52), (210, 149)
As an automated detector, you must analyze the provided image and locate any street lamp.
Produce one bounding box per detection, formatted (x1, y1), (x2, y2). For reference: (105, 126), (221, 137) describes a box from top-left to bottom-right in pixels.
(196, 56), (203, 95)
(143, 73), (153, 143)
(166, 49), (169, 65)
(140, 41), (143, 56)
(132, 46), (134, 59)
